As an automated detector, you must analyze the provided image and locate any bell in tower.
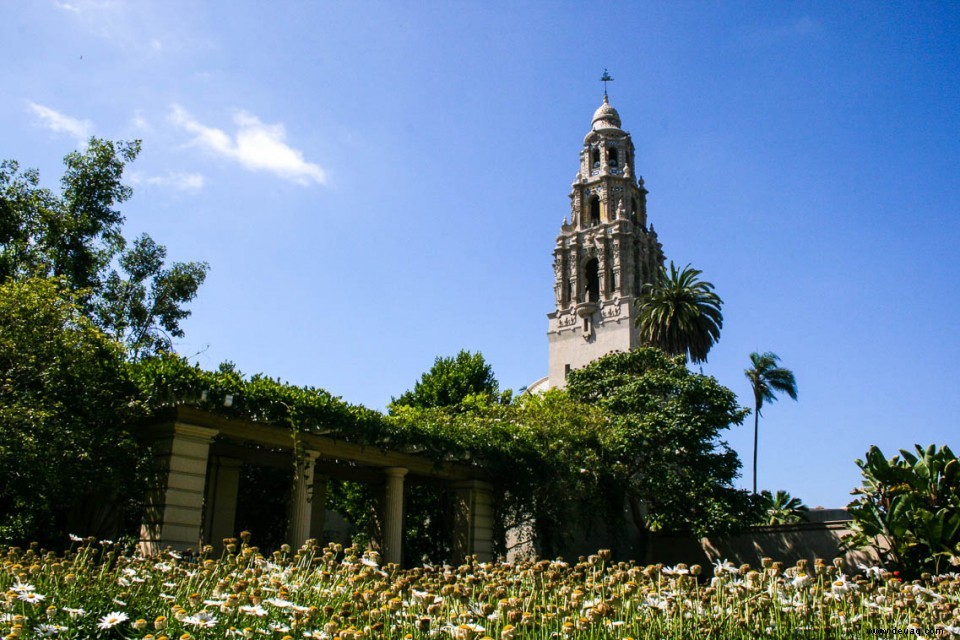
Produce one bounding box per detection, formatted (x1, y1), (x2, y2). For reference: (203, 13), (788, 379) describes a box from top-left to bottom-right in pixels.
(539, 93), (665, 390)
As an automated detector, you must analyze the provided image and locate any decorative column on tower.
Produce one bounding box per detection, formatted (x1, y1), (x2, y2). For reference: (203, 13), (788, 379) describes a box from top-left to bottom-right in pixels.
(545, 92), (664, 389)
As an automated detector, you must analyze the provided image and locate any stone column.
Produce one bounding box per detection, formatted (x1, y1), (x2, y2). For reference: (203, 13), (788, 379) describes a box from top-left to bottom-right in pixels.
(309, 472), (327, 544)
(139, 423), (218, 555)
(203, 456), (241, 551)
(287, 450), (319, 547)
(451, 479), (495, 563)
(382, 467), (408, 565)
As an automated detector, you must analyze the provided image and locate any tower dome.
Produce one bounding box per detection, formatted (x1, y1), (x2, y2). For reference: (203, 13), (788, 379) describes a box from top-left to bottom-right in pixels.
(591, 95), (622, 131)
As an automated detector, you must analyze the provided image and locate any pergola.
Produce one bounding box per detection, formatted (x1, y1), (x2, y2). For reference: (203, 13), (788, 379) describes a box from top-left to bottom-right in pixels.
(137, 406), (495, 564)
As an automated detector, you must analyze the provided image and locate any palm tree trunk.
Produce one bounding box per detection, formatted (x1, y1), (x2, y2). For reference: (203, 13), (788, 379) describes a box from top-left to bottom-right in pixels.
(752, 408), (759, 494)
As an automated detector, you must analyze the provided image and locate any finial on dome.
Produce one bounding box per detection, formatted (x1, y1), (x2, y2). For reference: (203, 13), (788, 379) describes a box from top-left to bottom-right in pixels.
(600, 68), (614, 98)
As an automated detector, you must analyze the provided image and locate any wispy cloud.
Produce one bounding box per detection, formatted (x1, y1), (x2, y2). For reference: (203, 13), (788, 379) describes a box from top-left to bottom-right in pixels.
(53, 1), (177, 54)
(27, 102), (93, 141)
(129, 171), (205, 192)
(53, 1), (82, 13)
(169, 105), (327, 186)
(129, 110), (151, 132)
(748, 16), (822, 46)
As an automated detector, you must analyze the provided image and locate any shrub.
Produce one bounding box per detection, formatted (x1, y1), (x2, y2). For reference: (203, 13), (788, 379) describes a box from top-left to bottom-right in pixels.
(845, 444), (960, 577)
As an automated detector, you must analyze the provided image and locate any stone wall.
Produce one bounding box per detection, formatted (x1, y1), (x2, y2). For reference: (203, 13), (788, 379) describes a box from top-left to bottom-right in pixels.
(650, 510), (880, 574)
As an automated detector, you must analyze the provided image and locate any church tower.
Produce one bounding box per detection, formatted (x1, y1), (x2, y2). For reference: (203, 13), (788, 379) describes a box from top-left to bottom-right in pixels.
(545, 95), (665, 388)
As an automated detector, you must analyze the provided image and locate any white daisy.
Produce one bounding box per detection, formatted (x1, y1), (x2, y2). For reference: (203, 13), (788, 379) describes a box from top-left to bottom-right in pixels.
(97, 611), (129, 629)
(19, 591), (46, 604)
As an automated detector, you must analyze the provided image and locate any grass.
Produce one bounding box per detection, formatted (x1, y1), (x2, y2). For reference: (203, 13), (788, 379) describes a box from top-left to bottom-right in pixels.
(1, 536), (958, 639)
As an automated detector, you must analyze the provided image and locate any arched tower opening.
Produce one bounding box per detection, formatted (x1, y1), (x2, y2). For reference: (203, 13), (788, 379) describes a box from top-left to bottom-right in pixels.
(588, 194), (601, 225)
(607, 147), (619, 168)
(584, 258), (600, 303)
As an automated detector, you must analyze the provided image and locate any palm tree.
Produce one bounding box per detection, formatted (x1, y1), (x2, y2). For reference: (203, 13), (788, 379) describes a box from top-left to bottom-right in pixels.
(634, 261), (723, 364)
(745, 352), (798, 494)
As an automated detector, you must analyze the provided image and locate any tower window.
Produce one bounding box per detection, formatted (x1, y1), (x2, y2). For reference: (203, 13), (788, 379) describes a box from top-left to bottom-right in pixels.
(588, 195), (600, 225)
(607, 148), (619, 168)
(591, 148), (600, 167)
(584, 258), (600, 303)
(631, 197), (638, 222)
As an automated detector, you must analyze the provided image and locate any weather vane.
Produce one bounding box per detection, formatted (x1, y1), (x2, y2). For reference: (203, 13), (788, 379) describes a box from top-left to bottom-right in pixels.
(600, 68), (614, 97)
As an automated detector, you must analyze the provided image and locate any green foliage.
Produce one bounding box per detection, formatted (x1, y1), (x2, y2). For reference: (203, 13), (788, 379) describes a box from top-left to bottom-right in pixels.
(757, 490), (808, 525)
(389, 390), (613, 558)
(129, 353), (386, 441)
(634, 262), (723, 364)
(744, 351), (798, 494)
(845, 444), (960, 577)
(390, 350), (500, 411)
(566, 348), (756, 539)
(95, 233), (208, 359)
(0, 139), (208, 358)
(0, 140), (137, 292)
(0, 278), (147, 544)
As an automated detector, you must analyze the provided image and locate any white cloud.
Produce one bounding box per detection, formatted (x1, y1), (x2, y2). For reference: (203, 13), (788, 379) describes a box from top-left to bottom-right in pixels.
(54, 1), (82, 13)
(129, 171), (205, 192)
(27, 102), (93, 141)
(130, 110), (151, 132)
(169, 105), (327, 186)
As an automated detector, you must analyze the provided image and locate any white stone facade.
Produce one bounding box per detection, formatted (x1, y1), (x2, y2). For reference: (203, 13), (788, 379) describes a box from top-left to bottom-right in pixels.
(546, 97), (664, 388)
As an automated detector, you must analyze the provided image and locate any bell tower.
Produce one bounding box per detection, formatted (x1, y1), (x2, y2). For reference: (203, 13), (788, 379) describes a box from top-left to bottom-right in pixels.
(546, 95), (664, 388)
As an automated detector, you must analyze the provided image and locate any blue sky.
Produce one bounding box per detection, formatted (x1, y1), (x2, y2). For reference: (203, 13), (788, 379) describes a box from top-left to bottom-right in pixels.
(3, 1), (959, 509)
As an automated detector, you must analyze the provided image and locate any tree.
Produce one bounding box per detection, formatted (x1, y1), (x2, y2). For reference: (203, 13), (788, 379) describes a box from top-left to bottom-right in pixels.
(744, 351), (798, 494)
(390, 350), (500, 411)
(0, 138), (208, 358)
(95, 234), (208, 359)
(0, 278), (147, 544)
(757, 489), (808, 525)
(567, 348), (756, 556)
(634, 261), (723, 365)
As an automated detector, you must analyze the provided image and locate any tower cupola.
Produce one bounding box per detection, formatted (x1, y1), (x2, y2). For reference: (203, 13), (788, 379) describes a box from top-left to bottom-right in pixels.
(591, 95), (622, 131)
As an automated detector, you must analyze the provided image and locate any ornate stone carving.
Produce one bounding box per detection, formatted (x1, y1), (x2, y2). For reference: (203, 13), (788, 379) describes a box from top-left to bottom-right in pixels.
(557, 312), (577, 327)
(601, 303), (621, 318)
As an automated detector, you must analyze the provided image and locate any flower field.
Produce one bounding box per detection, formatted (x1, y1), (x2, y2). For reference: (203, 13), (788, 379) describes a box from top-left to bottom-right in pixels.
(2, 537), (959, 639)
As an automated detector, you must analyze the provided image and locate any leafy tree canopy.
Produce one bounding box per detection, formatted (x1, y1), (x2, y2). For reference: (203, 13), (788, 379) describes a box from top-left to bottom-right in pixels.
(390, 350), (501, 411)
(566, 348), (756, 538)
(0, 138), (208, 358)
(0, 278), (147, 544)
